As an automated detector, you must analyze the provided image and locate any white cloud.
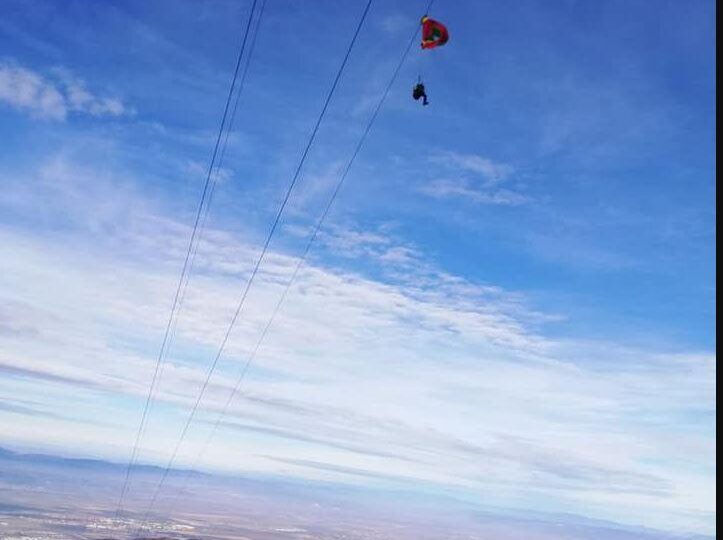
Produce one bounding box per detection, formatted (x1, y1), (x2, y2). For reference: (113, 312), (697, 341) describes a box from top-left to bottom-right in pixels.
(436, 152), (516, 186)
(0, 61), (130, 121)
(0, 63), (66, 120)
(0, 154), (715, 535)
(420, 177), (529, 206)
(420, 152), (528, 206)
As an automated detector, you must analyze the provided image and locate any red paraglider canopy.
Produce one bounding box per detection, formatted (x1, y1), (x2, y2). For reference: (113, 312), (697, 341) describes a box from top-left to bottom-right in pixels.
(421, 16), (449, 49)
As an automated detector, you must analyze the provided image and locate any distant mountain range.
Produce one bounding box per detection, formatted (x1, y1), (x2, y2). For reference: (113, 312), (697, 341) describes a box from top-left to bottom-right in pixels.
(0, 445), (201, 476)
(0, 445), (714, 540)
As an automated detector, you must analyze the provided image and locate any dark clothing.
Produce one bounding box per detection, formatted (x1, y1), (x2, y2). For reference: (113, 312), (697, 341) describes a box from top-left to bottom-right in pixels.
(413, 83), (429, 106)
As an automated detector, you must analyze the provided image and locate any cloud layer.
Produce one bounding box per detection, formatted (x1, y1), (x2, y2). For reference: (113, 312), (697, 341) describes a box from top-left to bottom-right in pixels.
(0, 1), (716, 534)
(0, 153), (715, 534)
(0, 61), (129, 120)
(420, 152), (528, 206)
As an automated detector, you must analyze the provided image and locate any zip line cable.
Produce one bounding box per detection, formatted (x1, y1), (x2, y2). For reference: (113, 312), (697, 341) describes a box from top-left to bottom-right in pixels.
(201, 0), (269, 241)
(134, 0), (268, 490)
(135, 0), (267, 473)
(153, 0), (431, 523)
(161, 0), (268, 385)
(114, 0), (261, 517)
(133, 0), (374, 532)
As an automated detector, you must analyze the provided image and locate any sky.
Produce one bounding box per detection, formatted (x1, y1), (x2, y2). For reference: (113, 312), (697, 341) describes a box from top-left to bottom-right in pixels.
(0, 0), (716, 537)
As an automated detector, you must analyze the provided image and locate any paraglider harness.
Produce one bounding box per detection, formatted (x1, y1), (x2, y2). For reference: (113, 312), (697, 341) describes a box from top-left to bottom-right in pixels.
(413, 78), (429, 106)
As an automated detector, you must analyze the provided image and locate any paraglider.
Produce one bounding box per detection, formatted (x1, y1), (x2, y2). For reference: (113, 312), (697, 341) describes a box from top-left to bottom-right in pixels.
(420, 16), (449, 50)
(413, 15), (449, 106)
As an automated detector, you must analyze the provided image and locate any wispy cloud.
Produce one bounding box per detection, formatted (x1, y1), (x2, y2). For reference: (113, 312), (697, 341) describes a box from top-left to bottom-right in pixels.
(0, 0), (714, 535)
(434, 152), (515, 186)
(420, 152), (528, 206)
(0, 399), (66, 421)
(0, 152), (714, 535)
(420, 178), (529, 206)
(216, 419), (409, 461)
(314, 223), (425, 268)
(263, 455), (422, 485)
(0, 61), (131, 121)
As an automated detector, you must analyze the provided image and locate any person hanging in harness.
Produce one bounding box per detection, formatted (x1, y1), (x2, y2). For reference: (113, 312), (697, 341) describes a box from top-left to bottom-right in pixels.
(413, 80), (429, 106)
(412, 16), (448, 106)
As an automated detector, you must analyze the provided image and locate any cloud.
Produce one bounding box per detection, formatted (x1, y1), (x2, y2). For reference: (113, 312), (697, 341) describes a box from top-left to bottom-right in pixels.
(311, 223), (426, 269)
(0, 62), (65, 120)
(0, 362), (106, 391)
(0, 153), (715, 534)
(420, 152), (528, 206)
(184, 160), (234, 185)
(435, 152), (516, 186)
(0, 61), (130, 121)
(262, 456), (422, 485)
(419, 178), (530, 206)
(214, 419), (409, 461)
(0, 399), (66, 421)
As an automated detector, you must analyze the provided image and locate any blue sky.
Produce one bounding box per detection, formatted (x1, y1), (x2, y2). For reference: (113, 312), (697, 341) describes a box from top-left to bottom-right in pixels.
(0, 0), (716, 536)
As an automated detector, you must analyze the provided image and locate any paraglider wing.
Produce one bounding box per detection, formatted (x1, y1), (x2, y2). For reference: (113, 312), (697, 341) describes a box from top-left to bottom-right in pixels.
(421, 16), (449, 49)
